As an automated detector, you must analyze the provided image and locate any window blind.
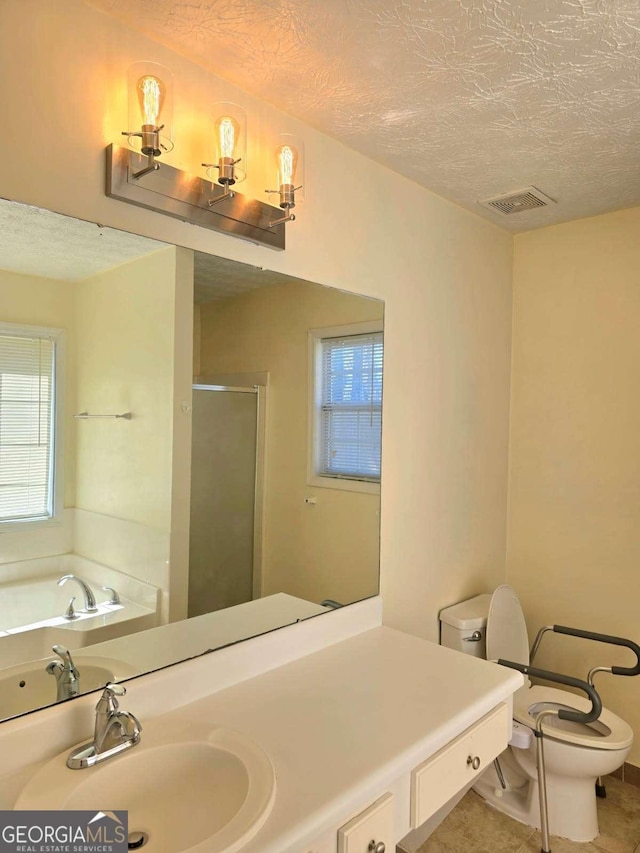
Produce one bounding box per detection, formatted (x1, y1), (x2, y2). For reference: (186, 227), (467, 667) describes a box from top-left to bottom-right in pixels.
(0, 332), (55, 522)
(318, 331), (383, 481)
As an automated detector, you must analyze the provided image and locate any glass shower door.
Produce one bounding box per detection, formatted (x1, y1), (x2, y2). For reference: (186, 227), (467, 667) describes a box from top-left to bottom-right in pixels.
(188, 385), (258, 617)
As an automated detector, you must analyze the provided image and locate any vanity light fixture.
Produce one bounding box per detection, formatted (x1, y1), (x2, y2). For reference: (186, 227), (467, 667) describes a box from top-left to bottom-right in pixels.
(266, 136), (304, 227)
(107, 70), (295, 249)
(202, 103), (247, 206)
(121, 62), (174, 180)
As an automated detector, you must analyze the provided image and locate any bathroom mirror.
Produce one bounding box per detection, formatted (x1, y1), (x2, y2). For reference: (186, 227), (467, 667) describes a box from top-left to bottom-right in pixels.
(0, 199), (383, 722)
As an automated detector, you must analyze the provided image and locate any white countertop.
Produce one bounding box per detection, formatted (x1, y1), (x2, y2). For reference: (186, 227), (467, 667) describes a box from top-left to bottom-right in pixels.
(139, 625), (522, 852)
(0, 601), (522, 851)
(82, 593), (329, 673)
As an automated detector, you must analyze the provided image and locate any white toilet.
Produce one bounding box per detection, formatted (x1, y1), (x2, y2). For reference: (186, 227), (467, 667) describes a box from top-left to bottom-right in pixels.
(439, 585), (633, 842)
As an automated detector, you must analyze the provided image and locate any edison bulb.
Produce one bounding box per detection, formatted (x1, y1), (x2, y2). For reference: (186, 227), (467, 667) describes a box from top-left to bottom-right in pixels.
(276, 144), (298, 186)
(215, 115), (239, 160)
(137, 75), (165, 127)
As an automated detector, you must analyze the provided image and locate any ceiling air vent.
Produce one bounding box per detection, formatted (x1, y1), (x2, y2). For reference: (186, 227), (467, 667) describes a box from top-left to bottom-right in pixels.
(479, 186), (556, 216)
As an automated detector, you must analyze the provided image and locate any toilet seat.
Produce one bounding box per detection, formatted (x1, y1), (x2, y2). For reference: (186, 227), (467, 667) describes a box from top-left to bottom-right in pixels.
(513, 684), (633, 750)
(486, 585), (633, 751)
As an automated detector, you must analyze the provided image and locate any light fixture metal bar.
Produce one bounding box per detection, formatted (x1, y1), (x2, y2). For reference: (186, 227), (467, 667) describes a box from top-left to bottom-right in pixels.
(106, 145), (285, 250)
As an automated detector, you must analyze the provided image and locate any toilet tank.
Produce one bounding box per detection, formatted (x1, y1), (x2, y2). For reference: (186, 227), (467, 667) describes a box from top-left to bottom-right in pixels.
(439, 594), (492, 659)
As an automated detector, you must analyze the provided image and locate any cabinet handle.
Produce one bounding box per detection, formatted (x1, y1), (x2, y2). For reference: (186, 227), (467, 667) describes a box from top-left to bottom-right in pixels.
(467, 755), (481, 770)
(368, 842), (386, 853)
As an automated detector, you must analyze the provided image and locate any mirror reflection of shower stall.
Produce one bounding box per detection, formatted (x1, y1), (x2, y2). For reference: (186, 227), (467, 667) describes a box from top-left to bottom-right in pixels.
(188, 383), (265, 617)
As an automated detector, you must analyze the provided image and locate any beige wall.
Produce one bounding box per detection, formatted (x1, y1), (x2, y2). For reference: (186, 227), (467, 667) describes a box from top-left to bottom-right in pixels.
(0, 0), (514, 645)
(73, 246), (193, 620)
(0, 269), (77, 509)
(507, 206), (640, 764)
(199, 279), (383, 605)
(74, 248), (177, 530)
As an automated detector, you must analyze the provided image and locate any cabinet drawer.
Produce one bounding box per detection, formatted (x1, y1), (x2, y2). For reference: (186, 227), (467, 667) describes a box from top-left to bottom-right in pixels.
(411, 702), (510, 827)
(338, 791), (394, 853)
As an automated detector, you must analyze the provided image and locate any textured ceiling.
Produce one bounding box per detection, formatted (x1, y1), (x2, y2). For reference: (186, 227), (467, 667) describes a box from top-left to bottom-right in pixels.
(0, 198), (287, 301)
(194, 252), (303, 303)
(0, 199), (166, 281)
(87, 0), (640, 231)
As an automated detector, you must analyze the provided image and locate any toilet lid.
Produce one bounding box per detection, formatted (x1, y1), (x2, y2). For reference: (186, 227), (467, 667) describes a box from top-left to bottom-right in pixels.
(486, 584), (530, 666)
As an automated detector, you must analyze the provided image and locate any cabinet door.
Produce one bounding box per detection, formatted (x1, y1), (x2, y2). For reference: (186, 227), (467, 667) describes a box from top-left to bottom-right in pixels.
(337, 791), (394, 853)
(411, 702), (510, 827)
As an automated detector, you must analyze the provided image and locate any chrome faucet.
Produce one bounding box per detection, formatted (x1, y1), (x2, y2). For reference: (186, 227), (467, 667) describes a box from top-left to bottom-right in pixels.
(57, 574), (98, 613)
(67, 683), (142, 769)
(46, 645), (80, 701)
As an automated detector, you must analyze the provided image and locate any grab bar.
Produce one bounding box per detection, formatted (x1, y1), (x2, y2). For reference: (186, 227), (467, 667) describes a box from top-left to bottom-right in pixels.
(497, 659), (602, 853)
(553, 625), (640, 676)
(496, 659), (602, 724)
(530, 624), (640, 676)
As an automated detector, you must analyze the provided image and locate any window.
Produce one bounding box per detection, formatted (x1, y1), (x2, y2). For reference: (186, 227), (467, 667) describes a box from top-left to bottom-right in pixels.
(309, 322), (383, 492)
(0, 323), (64, 527)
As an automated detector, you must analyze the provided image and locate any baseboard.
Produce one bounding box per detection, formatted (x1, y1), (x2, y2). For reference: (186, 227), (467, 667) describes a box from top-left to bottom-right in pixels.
(608, 763), (640, 788)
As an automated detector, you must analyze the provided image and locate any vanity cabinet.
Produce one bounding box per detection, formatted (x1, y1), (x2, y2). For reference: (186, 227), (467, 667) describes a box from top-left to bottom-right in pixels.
(302, 702), (510, 853)
(410, 701), (510, 828)
(337, 791), (394, 853)
(304, 792), (394, 853)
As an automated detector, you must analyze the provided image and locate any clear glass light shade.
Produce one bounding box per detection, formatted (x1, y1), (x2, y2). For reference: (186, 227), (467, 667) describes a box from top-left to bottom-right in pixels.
(126, 61), (174, 152)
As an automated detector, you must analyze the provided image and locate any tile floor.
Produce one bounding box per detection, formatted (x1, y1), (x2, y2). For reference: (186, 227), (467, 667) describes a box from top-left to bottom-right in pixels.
(417, 776), (640, 853)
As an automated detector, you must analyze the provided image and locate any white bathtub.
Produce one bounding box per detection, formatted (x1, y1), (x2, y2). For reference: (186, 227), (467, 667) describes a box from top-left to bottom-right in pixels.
(0, 555), (160, 669)
(0, 574), (123, 633)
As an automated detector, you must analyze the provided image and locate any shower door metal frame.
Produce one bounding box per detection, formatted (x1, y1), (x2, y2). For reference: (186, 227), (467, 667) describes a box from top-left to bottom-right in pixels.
(192, 381), (267, 601)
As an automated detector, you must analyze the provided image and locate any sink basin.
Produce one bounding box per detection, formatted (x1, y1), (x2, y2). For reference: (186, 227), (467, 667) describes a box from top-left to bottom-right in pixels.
(0, 655), (137, 719)
(16, 721), (276, 853)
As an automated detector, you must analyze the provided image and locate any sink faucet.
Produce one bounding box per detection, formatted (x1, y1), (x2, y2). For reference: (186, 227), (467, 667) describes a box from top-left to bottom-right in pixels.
(67, 683), (142, 769)
(45, 645), (80, 701)
(57, 574), (98, 613)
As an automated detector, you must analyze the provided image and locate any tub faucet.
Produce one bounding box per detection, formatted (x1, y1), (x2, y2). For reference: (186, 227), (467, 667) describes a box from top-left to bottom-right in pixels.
(46, 644), (80, 701)
(67, 683), (142, 769)
(57, 574), (98, 613)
